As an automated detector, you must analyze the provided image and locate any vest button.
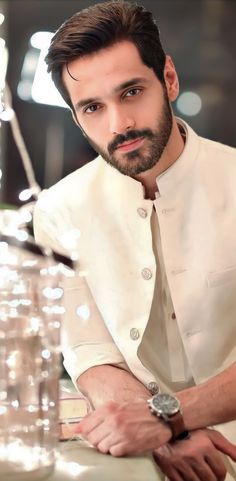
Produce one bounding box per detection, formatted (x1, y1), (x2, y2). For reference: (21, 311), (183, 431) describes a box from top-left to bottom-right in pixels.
(137, 208), (147, 218)
(141, 268), (152, 280)
(130, 328), (140, 340)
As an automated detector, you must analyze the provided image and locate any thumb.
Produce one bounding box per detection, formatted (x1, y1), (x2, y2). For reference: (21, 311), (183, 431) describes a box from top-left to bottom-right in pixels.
(207, 429), (236, 462)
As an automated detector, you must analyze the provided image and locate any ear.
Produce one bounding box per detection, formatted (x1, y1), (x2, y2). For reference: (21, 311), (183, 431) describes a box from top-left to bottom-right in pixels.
(164, 55), (179, 102)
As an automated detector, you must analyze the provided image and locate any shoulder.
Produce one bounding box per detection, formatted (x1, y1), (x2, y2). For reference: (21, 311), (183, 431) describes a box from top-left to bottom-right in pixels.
(45, 155), (103, 197)
(198, 136), (236, 183)
(200, 136), (236, 162)
(33, 156), (103, 250)
(196, 136), (236, 202)
(35, 155), (110, 211)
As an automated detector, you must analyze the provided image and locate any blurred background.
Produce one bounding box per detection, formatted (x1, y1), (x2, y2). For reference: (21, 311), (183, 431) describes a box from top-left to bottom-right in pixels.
(0, 0), (235, 206)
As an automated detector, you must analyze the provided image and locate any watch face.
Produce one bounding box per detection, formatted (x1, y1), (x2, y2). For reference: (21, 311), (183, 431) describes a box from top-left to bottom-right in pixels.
(151, 393), (180, 416)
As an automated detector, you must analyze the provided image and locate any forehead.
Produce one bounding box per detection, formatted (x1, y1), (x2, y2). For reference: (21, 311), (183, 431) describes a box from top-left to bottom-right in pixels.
(62, 40), (156, 103)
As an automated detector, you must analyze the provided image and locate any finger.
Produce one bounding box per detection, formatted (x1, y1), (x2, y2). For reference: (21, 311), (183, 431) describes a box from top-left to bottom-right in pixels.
(153, 455), (185, 481)
(177, 463), (205, 481)
(86, 424), (113, 448)
(109, 439), (163, 458)
(207, 430), (236, 462)
(77, 413), (104, 435)
(193, 460), (218, 481)
(109, 440), (143, 457)
(161, 468), (184, 481)
(204, 453), (226, 481)
(97, 433), (116, 454)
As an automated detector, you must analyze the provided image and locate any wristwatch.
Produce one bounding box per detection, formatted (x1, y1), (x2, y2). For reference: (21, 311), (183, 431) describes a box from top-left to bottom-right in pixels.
(147, 393), (189, 442)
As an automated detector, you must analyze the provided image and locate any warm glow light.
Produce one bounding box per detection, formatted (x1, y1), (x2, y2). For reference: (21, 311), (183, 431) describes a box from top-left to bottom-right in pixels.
(19, 188), (32, 201)
(0, 440), (45, 470)
(176, 91), (202, 116)
(76, 305), (90, 321)
(18, 32), (67, 107)
(0, 107), (14, 121)
(43, 287), (63, 300)
(0, 39), (8, 108)
(41, 349), (51, 360)
(0, 37), (5, 49)
(56, 458), (89, 478)
(30, 31), (53, 50)
(0, 13), (5, 25)
(42, 305), (65, 315)
(59, 229), (81, 251)
(20, 209), (32, 223)
(31, 48), (67, 107)
(15, 230), (29, 242)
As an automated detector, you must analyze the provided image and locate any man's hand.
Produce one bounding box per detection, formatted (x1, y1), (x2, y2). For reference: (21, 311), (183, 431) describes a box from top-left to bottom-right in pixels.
(77, 399), (171, 456)
(153, 428), (236, 481)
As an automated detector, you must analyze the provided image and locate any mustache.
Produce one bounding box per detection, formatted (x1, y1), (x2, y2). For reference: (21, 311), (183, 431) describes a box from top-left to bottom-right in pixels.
(108, 129), (154, 154)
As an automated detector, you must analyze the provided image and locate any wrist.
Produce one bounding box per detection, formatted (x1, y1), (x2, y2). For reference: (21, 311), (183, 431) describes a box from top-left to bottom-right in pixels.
(148, 393), (189, 442)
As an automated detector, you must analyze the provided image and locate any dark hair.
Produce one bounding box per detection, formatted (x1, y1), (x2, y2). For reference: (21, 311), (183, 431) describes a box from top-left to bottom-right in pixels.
(45, 1), (166, 112)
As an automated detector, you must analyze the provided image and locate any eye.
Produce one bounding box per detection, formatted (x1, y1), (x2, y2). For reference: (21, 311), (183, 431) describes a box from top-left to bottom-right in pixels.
(84, 104), (101, 114)
(124, 88), (142, 98)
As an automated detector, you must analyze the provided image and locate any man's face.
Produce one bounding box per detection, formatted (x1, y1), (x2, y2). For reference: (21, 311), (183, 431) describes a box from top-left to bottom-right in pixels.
(63, 41), (176, 177)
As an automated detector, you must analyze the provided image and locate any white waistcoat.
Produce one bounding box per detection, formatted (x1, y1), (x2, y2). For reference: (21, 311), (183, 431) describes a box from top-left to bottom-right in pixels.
(34, 119), (236, 478)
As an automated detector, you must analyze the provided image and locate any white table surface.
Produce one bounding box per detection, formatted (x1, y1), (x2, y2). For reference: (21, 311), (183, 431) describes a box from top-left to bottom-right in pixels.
(46, 439), (163, 481)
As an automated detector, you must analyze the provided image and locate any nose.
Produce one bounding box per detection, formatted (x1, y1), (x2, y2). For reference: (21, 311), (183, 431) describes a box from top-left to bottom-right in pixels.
(109, 106), (135, 135)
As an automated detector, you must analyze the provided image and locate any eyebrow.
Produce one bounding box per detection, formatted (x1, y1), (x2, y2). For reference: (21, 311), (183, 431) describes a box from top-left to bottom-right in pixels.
(75, 77), (148, 111)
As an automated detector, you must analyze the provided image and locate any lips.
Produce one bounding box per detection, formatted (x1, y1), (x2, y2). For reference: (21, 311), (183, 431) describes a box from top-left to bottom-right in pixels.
(116, 137), (144, 152)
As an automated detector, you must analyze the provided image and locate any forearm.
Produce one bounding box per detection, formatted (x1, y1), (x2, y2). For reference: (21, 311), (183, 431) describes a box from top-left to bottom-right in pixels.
(177, 362), (236, 430)
(77, 364), (150, 408)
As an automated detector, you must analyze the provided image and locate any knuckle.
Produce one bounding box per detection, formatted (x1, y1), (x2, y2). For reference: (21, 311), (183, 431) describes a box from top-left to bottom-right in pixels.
(110, 445), (125, 457)
(110, 412), (123, 430)
(184, 450), (198, 462)
(97, 442), (109, 454)
(87, 433), (98, 447)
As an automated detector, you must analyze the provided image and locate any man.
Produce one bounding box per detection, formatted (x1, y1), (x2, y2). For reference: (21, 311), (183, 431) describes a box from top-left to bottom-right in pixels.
(34, 2), (236, 480)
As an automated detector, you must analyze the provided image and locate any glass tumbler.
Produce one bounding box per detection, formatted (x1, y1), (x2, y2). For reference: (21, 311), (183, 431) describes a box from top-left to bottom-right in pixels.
(0, 232), (73, 481)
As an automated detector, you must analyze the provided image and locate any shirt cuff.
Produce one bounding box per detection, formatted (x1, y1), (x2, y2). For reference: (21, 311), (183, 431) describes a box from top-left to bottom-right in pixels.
(62, 342), (127, 389)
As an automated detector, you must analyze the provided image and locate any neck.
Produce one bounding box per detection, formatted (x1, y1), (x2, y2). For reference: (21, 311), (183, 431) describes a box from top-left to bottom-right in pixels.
(134, 118), (185, 200)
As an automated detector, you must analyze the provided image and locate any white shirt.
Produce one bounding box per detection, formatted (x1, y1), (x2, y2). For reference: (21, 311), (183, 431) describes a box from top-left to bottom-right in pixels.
(138, 207), (194, 393)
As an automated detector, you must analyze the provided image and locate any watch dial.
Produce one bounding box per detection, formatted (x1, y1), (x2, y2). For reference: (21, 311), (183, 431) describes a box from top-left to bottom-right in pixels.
(152, 394), (179, 415)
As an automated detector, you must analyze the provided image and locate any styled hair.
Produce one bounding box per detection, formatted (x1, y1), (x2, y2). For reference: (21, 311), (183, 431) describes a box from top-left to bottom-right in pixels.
(45, 1), (166, 112)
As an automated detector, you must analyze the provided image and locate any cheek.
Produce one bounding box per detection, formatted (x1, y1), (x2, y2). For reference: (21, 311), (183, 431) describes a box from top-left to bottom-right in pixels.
(80, 119), (110, 148)
(139, 104), (159, 126)
(83, 127), (109, 153)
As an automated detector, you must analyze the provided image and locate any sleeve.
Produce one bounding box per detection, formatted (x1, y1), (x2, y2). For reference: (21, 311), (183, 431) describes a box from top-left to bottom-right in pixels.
(33, 196), (129, 387)
(61, 274), (128, 387)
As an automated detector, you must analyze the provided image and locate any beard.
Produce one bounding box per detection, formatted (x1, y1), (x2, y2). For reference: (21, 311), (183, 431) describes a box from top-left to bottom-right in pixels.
(83, 88), (173, 177)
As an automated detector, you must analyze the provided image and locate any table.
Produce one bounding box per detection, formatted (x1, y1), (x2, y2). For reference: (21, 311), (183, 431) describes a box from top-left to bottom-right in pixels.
(50, 379), (163, 480)
(46, 439), (164, 481)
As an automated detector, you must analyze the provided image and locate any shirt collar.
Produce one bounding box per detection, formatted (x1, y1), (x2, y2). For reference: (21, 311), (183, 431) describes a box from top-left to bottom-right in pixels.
(156, 118), (201, 197)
